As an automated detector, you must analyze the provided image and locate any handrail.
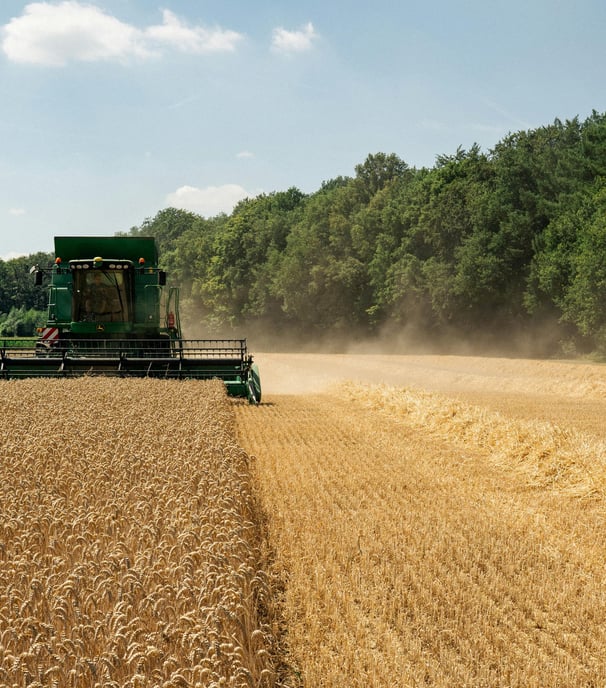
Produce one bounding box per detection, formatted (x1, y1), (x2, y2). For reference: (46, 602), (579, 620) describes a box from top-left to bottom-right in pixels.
(1, 338), (249, 360)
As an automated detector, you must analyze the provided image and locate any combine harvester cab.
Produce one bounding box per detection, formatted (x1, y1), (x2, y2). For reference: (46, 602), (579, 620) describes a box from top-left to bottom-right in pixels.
(0, 236), (261, 404)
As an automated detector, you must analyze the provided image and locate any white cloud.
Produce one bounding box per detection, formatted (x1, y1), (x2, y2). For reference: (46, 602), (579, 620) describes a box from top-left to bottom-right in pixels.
(145, 10), (242, 54)
(2, 2), (150, 65)
(8, 207), (26, 216)
(1, 2), (243, 66)
(236, 150), (254, 159)
(271, 22), (317, 54)
(165, 184), (256, 216)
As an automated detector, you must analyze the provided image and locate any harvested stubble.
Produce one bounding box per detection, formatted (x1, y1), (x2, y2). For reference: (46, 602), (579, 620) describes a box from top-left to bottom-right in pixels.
(0, 378), (274, 688)
(235, 383), (606, 688)
(344, 382), (606, 498)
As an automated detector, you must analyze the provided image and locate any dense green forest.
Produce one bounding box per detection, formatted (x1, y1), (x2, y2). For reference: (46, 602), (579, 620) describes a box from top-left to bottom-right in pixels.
(0, 253), (52, 337)
(4, 111), (606, 355)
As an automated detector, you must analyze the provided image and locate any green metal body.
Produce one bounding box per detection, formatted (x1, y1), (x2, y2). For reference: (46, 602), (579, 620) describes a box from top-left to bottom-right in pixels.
(49, 236), (174, 339)
(0, 236), (261, 403)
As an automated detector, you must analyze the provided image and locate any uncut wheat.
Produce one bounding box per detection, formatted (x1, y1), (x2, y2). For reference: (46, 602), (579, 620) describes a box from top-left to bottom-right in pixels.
(0, 377), (274, 688)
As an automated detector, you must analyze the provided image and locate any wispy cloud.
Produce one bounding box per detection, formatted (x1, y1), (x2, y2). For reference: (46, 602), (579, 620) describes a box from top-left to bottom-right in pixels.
(480, 99), (532, 131)
(166, 94), (201, 111)
(1, 2), (243, 66)
(236, 150), (254, 159)
(165, 184), (258, 217)
(145, 10), (242, 55)
(271, 22), (317, 54)
(8, 207), (26, 216)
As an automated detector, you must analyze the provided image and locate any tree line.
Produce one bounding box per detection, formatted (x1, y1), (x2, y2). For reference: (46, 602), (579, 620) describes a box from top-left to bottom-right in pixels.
(0, 253), (51, 337)
(4, 110), (606, 354)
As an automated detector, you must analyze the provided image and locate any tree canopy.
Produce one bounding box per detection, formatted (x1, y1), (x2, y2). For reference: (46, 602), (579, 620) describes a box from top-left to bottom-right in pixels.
(6, 112), (606, 354)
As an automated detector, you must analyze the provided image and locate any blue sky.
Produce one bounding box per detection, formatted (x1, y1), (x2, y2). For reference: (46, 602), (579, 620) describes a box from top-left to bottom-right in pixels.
(1, 0), (605, 259)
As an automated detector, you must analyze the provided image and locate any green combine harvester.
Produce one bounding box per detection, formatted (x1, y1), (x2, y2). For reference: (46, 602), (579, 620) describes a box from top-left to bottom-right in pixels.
(0, 236), (261, 403)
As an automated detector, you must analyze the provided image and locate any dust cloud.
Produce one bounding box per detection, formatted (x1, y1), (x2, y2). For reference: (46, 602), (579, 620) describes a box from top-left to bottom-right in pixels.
(180, 305), (604, 399)
(251, 350), (606, 399)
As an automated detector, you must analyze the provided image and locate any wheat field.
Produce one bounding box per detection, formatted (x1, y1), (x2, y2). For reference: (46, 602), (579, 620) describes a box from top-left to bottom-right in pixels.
(4, 356), (606, 687)
(0, 378), (274, 688)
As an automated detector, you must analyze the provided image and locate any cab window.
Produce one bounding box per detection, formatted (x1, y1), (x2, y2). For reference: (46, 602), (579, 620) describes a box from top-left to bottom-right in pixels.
(74, 270), (131, 322)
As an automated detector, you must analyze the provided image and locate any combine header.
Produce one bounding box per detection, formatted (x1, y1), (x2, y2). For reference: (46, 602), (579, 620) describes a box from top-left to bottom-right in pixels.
(0, 236), (261, 403)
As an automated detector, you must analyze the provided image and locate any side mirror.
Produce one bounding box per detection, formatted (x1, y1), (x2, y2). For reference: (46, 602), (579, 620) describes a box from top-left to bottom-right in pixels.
(34, 270), (43, 286)
(158, 271), (167, 286)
